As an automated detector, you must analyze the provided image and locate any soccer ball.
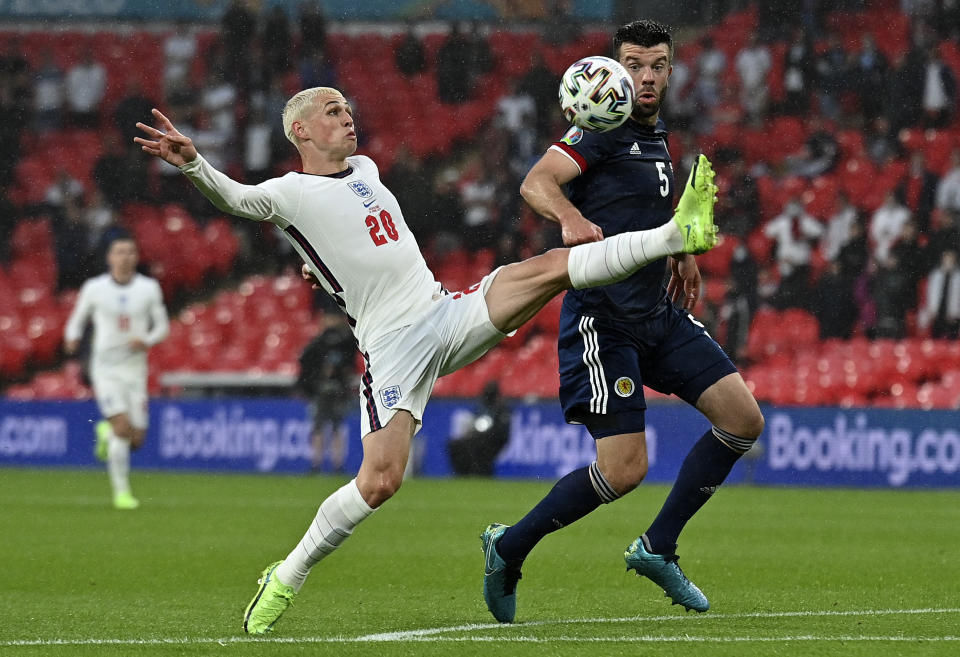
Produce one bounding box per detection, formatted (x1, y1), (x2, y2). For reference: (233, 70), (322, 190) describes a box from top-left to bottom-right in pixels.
(558, 56), (635, 132)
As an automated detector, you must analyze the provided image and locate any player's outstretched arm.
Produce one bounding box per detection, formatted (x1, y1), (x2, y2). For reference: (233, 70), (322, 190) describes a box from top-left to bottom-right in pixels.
(134, 108), (198, 167)
(136, 109), (276, 222)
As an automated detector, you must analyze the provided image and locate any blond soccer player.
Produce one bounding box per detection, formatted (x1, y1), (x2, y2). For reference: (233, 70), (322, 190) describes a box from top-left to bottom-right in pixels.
(134, 86), (718, 634)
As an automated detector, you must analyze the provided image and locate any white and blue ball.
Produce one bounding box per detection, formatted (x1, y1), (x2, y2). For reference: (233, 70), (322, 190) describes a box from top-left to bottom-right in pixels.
(558, 56), (635, 132)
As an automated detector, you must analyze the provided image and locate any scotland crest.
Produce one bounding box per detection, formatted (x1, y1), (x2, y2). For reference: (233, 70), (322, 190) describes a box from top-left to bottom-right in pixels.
(348, 180), (373, 199)
(379, 385), (402, 408)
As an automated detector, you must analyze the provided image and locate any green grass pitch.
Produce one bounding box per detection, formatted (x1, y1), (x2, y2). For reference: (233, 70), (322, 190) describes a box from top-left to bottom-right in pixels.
(1, 468), (957, 656)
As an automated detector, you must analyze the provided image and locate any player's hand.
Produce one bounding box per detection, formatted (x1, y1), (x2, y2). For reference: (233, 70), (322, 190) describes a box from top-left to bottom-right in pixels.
(667, 254), (701, 311)
(134, 108), (198, 167)
(64, 339), (79, 355)
(301, 264), (322, 289)
(559, 215), (603, 246)
(128, 339), (149, 352)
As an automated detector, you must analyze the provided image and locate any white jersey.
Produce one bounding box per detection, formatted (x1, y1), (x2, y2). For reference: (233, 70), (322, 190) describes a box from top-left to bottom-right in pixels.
(64, 273), (169, 379)
(180, 154), (443, 351)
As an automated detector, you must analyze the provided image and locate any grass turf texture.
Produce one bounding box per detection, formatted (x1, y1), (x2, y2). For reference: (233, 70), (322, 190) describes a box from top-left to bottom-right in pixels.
(1, 468), (957, 656)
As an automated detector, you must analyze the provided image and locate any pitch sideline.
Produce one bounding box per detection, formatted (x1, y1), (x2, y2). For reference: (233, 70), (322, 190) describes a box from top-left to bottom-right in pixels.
(4, 606), (959, 647)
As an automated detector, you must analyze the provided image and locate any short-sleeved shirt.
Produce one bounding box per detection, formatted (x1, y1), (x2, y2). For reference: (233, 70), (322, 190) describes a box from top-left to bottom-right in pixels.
(550, 119), (675, 319)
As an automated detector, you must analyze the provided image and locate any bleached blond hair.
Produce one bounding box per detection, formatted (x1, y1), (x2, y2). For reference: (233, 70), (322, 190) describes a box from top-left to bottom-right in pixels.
(282, 87), (346, 145)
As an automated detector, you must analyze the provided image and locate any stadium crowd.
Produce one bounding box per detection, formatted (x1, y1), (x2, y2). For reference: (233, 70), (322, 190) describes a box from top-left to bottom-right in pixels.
(1, 0), (960, 406)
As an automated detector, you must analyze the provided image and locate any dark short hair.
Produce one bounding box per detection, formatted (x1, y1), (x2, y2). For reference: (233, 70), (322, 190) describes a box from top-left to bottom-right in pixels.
(613, 20), (673, 60)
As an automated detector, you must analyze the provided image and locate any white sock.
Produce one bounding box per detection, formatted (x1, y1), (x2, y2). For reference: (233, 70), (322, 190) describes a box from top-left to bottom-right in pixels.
(275, 478), (375, 591)
(567, 222), (683, 289)
(107, 437), (131, 497)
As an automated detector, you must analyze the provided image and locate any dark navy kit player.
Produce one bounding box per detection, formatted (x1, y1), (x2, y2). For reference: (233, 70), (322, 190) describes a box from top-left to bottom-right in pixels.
(481, 19), (765, 621)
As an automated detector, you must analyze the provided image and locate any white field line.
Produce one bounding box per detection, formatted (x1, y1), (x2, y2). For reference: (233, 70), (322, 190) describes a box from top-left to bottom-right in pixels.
(3, 606), (959, 647)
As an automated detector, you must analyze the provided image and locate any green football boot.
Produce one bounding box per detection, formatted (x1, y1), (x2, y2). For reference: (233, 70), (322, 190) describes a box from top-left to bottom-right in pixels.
(673, 153), (719, 255)
(113, 492), (140, 510)
(243, 561), (297, 635)
(624, 536), (709, 612)
(94, 420), (111, 462)
(480, 523), (522, 623)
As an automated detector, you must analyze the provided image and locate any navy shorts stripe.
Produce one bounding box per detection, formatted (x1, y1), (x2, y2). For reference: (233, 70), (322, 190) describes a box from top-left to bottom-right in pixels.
(361, 352), (381, 432)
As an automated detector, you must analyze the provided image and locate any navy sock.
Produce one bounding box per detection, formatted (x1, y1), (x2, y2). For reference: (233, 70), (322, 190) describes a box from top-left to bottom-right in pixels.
(644, 430), (742, 555)
(497, 466), (603, 564)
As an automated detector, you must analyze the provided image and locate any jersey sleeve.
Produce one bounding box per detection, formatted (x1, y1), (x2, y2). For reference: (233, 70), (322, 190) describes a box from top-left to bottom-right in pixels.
(144, 280), (170, 347)
(64, 279), (94, 342)
(179, 155), (289, 227)
(548, 125), (615, 175)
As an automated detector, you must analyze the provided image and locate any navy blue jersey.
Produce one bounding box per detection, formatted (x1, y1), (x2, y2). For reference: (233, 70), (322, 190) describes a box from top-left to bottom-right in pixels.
(552, 118), (675, 319)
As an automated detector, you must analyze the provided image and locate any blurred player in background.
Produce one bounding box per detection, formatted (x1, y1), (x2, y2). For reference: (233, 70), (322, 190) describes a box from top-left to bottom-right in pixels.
(480, 20), (765, 622)
(296, 307), (354, 474)
(64, 235), (169, 510)
(134, 85), (717, 634)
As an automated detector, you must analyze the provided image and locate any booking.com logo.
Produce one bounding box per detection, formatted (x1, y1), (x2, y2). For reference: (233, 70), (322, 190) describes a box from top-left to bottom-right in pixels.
(767, 412), (960, 486)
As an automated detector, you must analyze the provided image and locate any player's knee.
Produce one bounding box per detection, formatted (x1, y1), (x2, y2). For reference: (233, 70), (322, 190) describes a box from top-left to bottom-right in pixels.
(599, 456), (647, 497)
(360, 469), (404, 507)
(738, 408), (765, 440)
(129, 430), (146, 450)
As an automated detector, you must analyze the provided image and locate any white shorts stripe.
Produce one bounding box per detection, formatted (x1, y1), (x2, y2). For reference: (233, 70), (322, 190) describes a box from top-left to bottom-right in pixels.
(578, 316), (607, 415)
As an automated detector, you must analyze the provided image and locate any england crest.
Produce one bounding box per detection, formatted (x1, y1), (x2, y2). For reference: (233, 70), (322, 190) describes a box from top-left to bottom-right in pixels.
(379, 385), (402, 408)
(348, 180), (373, 199)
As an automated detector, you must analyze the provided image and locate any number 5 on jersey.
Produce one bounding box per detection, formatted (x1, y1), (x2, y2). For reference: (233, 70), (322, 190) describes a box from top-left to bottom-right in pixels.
(366, 210), (399, 246)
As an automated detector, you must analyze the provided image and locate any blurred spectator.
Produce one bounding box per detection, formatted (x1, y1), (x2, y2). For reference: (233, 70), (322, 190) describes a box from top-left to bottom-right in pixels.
(55, 198), (92, 290)
(871, 253), (913, 338)
(850, 33), (888, 122)
(447, 382), (511, 477)
(465, 21), (494, 78)
(424, 167), (466, 249)
(32, 49), (64, 132)
(163, 20), (198, 95)
(664, 52), (696, 130)
(869, 190), (912, 261)
(784, 119), (839, 178)
(734, 32), (772, 121)
(261, 5), (292, 79)
(520, 52), (560, 139)
(885, 47), (926, 132)
(694, 36), (726, 113)
(837, 220), (870, 279)
(437, 23), (472, 104)
(934, 149), (960, 215)
(496, 79), (537, 172)
(298, 0), (328, 57)
(296, 309), (355, 474)
(298, 47), (337, 91)
(904, 149), (939, 230)
(384, 148), (433, 235)
(763, 197), (824, 309)
(780, 28), (815, 116)
(721, 243), (758, 359)
(918, 249), (960, 338)
(243, 103), (274, 182)
(543, 0), (580, 46)
(44, 169), (84, 211)
(459, 156), (500, 249)
(814, 261), (858, 339)
(0, 188), (17, 263)
(113, 77), (157, 145)
(94, 131), (141, 208)
(221, 0), (255, 91)
(715, 149), (759, 237)
(813, 32), (848, 121)
(395, 23), (426, 77)
(821, 191), (859, 262)
(921, 44), (956, 128)
(863, 115), (901, 167)
(200, 63), (238, 143)
(891, 219), (925, 290)
(65, 50), (106, 128)
(81, 188), (116, 254)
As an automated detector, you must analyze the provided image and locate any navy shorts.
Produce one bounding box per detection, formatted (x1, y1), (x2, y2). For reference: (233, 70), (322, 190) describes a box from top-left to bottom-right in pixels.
(557, 302), (737, 438)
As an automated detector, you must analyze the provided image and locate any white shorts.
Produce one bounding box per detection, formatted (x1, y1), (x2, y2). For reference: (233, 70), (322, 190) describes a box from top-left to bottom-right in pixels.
(91, 372), (149, 429)
(358, 269), (508, 437)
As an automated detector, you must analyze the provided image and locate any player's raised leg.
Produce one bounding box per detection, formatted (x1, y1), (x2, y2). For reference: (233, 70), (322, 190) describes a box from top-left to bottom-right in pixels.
(242, 411), (415, 634)
(483, 154), (717, 335)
